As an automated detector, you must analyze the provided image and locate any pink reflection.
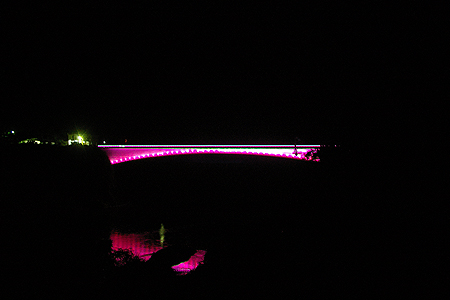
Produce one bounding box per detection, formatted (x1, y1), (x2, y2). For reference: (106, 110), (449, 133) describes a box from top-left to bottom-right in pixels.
(171, 250), (206, 275)
(110, 231), (161, 261)
(110, 231), (206, 275)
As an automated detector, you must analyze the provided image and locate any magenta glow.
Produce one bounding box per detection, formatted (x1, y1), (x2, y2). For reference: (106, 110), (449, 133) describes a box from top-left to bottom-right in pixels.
(110, 231), (206, 274)
(98, 145), (320, 164)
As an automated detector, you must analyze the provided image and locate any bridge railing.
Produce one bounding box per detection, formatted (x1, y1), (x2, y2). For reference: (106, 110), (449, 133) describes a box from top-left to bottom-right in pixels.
(98, 145), (322, 164)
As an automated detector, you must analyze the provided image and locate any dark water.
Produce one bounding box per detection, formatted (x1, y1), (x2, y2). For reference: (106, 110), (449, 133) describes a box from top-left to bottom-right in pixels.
(106, 153), (388, 296)
(1, 145), (441, 297)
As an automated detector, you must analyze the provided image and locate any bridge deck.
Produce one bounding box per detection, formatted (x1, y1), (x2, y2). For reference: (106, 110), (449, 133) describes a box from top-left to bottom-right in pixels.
(98, 145), (321, 164)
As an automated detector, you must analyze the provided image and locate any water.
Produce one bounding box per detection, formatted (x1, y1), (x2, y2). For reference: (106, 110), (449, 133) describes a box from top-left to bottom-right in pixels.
(110, 226), (207, 275)
(107, 155), (334, 279)
(103, 153), (448, 296)
(3, 146), (405, 296)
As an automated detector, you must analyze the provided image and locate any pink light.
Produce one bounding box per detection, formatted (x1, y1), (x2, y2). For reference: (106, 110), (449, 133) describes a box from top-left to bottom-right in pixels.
(110, 231), (161, 262)
(103, 146), (320, 164)
(110, 231), (206, 275)
(171, 250), (207, 274)
(99, 144), (321, 148)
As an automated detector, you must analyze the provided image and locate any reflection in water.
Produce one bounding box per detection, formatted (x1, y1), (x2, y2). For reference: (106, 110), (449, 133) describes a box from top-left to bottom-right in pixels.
(110, 229), (206, 275)
(159, 223), (165, 248)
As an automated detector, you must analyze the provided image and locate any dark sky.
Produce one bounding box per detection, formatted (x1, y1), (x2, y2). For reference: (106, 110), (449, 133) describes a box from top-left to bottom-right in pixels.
(2, 3), (433, 145)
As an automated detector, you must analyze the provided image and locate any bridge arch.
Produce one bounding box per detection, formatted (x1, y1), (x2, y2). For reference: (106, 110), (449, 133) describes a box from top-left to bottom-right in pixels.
(98, 145), (321, 165)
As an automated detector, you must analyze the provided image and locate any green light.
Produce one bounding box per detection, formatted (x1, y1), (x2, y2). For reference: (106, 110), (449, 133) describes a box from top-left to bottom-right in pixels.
(159, 223), (165, 247)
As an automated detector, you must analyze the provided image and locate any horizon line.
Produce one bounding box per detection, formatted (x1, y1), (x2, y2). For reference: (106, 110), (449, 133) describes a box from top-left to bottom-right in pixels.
(98, 144), (322, 148)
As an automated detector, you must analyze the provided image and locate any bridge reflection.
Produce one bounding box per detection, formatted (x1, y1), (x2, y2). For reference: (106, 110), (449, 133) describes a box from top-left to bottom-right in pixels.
(98, 145), (321, 165)
(110, 229), (206, 275)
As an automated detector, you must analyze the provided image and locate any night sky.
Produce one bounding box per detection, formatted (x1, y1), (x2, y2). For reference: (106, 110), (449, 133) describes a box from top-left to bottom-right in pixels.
(2, 3), (433, 146)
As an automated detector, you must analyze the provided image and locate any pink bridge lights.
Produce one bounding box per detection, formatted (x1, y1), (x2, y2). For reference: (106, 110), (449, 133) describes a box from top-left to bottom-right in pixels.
(98, 145), (321, 164)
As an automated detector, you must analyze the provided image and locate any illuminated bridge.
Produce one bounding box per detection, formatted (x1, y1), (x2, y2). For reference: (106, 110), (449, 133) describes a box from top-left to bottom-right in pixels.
(98, 145), (322, 165)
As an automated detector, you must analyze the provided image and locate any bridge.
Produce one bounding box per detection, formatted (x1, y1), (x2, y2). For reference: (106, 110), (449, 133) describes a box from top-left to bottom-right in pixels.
(98, 144), (322, 165)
